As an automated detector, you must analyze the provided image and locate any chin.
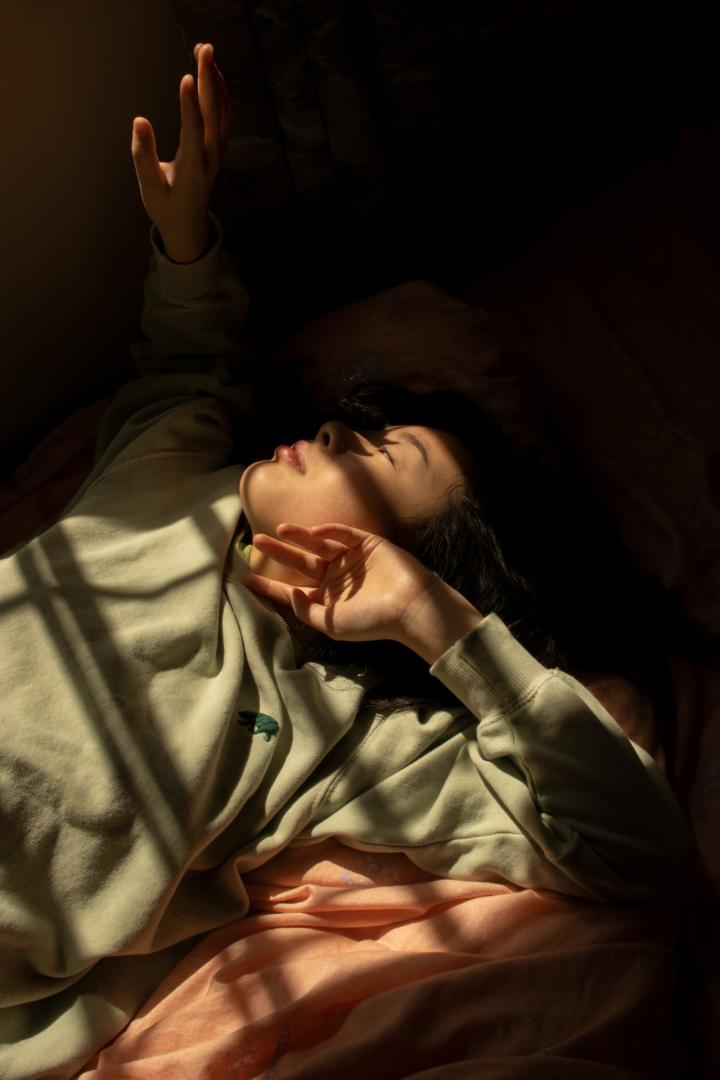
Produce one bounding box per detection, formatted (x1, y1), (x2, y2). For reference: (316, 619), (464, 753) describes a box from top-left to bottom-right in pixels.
(238, 466), (287, 539)
(237, 468), (258, 528)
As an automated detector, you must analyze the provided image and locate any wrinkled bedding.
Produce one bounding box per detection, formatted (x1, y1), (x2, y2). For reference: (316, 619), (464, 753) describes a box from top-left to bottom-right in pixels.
(76, 837), (681, 1080)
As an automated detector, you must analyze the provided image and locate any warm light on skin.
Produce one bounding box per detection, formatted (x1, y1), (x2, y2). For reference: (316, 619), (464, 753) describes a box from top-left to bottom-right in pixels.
(238, 422), (474, 588)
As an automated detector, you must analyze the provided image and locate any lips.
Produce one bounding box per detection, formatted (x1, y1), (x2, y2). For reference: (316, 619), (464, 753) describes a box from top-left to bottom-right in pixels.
(293, 441), (306, 472)
(276, 444), (304, 473)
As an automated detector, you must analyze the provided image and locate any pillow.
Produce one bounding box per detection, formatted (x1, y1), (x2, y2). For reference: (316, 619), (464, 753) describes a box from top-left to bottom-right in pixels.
(269, 279), (549, 459)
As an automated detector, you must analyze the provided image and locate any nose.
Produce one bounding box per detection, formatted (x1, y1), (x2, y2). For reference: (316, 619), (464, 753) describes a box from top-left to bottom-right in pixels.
(314, 421), (383, 458)
(315, 420), (349, 453)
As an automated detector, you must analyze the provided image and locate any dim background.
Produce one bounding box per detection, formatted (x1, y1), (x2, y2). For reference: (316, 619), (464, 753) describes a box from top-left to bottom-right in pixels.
(0, 0), (718, 473)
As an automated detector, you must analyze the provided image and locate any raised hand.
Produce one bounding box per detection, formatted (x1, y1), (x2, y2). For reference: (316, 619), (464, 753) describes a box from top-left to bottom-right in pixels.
(240, 523), (442, 646)
(131, 42), (232, 263)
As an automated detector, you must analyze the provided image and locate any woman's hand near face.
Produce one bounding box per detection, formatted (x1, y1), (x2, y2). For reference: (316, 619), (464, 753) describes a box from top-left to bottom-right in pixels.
(240, 523), (484, 663)
(131, 42), (231, 263)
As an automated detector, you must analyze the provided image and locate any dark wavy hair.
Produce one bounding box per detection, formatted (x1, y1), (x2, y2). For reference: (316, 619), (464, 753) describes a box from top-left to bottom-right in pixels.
(234, 372), (713, 777)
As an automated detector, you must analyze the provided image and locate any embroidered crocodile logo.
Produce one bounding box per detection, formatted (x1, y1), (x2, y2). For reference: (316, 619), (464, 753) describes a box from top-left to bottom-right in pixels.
(237, 711), (280, 742)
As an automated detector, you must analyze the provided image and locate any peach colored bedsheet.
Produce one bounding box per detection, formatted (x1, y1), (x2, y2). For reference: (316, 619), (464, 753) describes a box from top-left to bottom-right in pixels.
(76, 837), (682, 1080)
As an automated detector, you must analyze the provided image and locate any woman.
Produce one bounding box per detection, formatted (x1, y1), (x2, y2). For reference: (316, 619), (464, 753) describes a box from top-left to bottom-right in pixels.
(0, 41), (690, 1080)
(129, 42), (685, 721)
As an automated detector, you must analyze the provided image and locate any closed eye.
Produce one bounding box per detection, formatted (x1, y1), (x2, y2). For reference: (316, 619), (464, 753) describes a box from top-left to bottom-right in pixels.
(381, 446), (395, 466)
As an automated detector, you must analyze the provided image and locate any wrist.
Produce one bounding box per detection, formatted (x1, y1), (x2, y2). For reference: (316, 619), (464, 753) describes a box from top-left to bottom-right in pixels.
(397, 578), (485, 666)
(161, 216), (212, 264)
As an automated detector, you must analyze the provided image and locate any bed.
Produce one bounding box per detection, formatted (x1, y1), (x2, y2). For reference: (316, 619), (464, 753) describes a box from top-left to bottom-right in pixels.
(2, 114), (718, 1076)
(2, 7), (719, 1077)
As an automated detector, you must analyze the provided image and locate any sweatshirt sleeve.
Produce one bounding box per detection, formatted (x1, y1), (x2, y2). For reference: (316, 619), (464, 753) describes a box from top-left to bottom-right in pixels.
(92, 210), (258, 469)
(425, 613), (692, 901)
(128, 211), (251, 379)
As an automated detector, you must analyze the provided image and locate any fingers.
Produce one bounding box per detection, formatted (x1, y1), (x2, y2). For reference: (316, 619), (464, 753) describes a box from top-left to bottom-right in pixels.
(276, 522), (350, 559)
(287, 586), (330, 633)
(178, 75), (204, 156)
(184, 43), (232, 162)
(303, 523), (371, 548)
(192, 43), (223, 158)
(241, 572), (296, 604)
(241, 573), (324, 626)
(253, 533), (326, 581)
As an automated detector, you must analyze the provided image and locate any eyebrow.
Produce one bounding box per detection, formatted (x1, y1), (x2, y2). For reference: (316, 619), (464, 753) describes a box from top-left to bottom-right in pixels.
(398, 431), (429, 468)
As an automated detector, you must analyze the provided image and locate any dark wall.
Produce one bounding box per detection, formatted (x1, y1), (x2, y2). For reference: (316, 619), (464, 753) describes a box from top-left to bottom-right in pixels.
(1, 0), (187, 476)
(3, 0), (718, 475)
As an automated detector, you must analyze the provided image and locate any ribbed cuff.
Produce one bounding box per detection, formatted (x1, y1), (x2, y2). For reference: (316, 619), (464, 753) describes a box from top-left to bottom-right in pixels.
(429, 612), (548, 717)
(149, 210), (225, 303)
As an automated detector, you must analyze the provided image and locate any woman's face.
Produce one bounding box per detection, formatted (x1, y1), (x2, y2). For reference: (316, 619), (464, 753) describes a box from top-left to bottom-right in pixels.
(239, 420), (474, 549)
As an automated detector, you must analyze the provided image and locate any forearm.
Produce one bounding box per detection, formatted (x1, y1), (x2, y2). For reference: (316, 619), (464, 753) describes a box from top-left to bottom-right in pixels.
(128, 210), (253, 383)
(398, 578), (485, 666)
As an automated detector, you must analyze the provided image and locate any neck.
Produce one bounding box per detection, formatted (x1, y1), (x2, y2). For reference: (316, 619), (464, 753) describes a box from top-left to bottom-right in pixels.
(247, 544), (315, 589)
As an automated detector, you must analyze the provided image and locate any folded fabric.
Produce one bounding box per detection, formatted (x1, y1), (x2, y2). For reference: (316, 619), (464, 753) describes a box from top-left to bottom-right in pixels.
(78, 838), (683, 1080)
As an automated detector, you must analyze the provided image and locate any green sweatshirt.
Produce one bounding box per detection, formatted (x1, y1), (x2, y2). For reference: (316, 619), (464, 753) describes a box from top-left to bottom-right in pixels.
(0, 212), (690, 1080)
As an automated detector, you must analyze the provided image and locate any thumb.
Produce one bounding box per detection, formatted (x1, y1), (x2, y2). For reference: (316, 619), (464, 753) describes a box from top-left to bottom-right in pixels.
(131, 118), (164, 191)
(288, 586), (333, 636)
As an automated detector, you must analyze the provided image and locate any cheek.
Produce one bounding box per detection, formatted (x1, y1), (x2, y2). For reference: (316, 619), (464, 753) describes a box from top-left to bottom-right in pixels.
(317, 468), (399, 535)
(240, 460), (401, 538)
